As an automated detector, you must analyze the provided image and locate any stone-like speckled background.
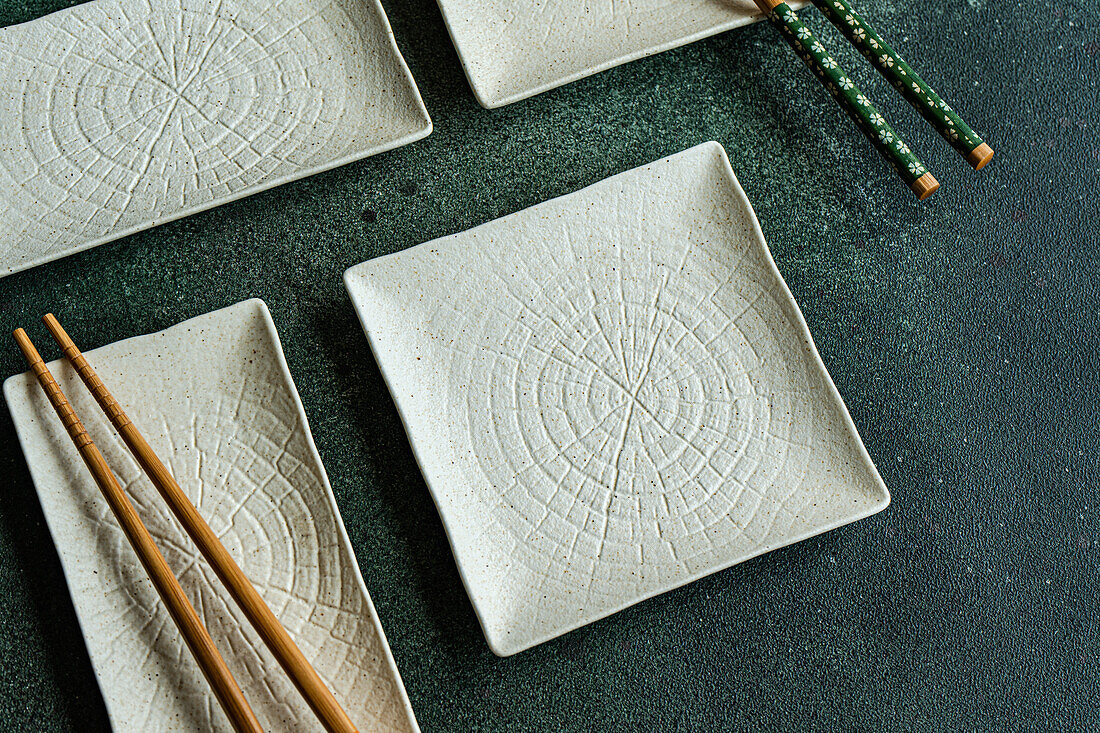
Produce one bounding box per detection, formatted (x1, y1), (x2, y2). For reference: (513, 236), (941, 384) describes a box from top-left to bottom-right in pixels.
(0, 0), (1096, 730)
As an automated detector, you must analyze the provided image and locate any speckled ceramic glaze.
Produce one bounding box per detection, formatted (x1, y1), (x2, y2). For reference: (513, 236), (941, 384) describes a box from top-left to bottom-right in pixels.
(435, 0), (809, 107)
(4, 300), (418, 732)
(344, 142), (890, 656)
(0, 0), (431, 278)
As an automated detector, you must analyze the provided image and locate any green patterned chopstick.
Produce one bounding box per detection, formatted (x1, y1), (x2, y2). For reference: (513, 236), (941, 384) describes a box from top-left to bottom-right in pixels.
(753, 0), (939, 200)
(811, 0), (994, 170)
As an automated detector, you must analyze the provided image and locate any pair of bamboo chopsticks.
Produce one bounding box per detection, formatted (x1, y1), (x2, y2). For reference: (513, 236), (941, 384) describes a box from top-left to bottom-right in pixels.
(751, 0), (993, 199)
(14, 317), (358, 733)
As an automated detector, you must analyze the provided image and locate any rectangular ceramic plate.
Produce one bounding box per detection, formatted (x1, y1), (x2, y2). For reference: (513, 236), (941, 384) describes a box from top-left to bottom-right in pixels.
(5, 300), (418, 732)
(436, 0), (809, 107)
(0, 0), (431, 278)
(345, 142), (889, 656)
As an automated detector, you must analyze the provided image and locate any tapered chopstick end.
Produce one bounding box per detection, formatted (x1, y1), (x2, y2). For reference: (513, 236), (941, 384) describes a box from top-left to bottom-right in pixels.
(43, 312), (64, 337)
(13, 327), (32, 352)
(12, 328), (44, 369)
(967, 143), (994, 171)
(43, 313), (78, 353)
(911, 172), (940, 200)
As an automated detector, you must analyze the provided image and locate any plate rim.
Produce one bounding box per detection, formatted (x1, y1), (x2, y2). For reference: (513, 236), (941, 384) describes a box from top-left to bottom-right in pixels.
(434, 0), (808, 108)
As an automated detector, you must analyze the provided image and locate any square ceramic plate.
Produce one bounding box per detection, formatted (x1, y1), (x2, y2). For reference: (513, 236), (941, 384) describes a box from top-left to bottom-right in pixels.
(436, 0), (809, 107)
(344, 142), (890, 656)
(0, 0), (431, 278)
(5, 300), (418, 732)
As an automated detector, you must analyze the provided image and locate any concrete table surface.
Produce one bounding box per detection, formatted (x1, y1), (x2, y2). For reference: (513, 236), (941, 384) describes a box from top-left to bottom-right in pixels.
(0, 0), (1096, 730)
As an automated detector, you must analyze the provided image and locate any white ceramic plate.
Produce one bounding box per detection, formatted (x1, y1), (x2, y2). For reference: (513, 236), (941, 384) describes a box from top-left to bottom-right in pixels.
(345, 142), (889, 656)
(0, 0), (431, 278)
(436, 0), (809, 108)
(4, 300), (418, 732)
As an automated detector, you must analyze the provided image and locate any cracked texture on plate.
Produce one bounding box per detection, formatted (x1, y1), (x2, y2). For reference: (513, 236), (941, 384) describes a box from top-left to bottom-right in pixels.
(4, 300), (418, 732)
(435, 0), (809, 107)
(0, 0), (431, 278)
(345, 142), (889, 655)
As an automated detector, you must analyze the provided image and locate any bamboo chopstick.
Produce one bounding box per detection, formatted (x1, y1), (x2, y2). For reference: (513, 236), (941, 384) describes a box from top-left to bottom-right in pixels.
(12, 328), (264, 733)
(809, 0), (994, 170)
(752, 0), (940, 199)
(41, 314), (359, 733)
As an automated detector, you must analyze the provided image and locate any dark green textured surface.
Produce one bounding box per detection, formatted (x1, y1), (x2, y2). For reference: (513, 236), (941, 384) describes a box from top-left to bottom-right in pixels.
(0, 0), (1097, 730)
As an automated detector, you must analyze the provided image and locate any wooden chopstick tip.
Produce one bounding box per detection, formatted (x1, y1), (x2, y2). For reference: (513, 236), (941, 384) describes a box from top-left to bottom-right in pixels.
(12, 328), (43, 367)
(911, 172), (940, 201)
(968, 143), (994, 171)
(42, 313), (75, 349)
